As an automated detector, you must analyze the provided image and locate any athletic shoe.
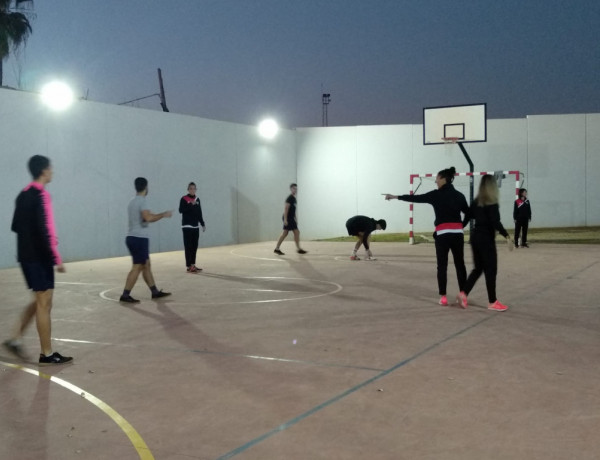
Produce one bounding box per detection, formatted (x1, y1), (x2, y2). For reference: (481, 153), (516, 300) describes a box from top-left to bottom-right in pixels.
(488, 300), (508, 312)
(119, 295), (140, 303)
(364, 256), (377, 261)
(39, 352), (73, 366)
(439, 295), (449, 306)
(456, 291), (468, 309)
(186, 266), (191, 272)
(152, 290), (171, 299)
(297, 249), (307, 254)
(522, 243), (529, 248)
(514, 244), (519, 249)
(274, 249), (284, 255)
(350, 255), (360, 260)
(3, 339), (29, 360)
(189, 265), (202, 273)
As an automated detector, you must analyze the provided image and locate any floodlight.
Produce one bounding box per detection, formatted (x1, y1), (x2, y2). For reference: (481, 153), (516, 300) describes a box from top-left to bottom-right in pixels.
(40, 81), (74, 111)
(258, 119), (279, 139)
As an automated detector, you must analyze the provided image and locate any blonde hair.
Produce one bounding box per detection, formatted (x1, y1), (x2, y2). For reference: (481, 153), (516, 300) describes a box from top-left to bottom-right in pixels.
(476, 175), (499, 206)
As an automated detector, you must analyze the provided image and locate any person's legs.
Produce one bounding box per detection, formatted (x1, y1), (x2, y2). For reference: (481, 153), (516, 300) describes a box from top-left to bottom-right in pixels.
(34, 290), (54, 356)
(449, 234), (467, 291)
(522, 221), (529, 246)
(434, 236), (450, 296)
(464, 238), (484, 296)
(190, 228), (200, 265)
(183, 229), (192, 267)
(275, 230), (289, 249)
(514, 221), (522, 247)
(292, 229), (307, 253)
(481, 241), (499, 303)
(124, 264), (144, 291)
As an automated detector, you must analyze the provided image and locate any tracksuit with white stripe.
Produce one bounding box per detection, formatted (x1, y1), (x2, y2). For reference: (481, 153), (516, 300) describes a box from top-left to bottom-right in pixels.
(179, 194), (205, 268)
(397, 183), (469, 295)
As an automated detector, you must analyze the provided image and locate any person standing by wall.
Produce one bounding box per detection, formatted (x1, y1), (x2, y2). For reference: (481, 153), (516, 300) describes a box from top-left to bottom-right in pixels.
(274, 183), (307, 255)
(457, 175), (513, 311)
(345, 215), (386, 260)
(119, 177), (172, 303)
(3, 155), (73, 365)
(513, 188), (532, 248)
(384, 167), (469, 307)
(179, 182), (206, 272)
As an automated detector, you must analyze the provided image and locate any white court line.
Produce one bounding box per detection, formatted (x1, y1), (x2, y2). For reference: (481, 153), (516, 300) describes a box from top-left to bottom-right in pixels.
(99, 277), (343, 305)
(229, 248), (285, 262)
(56, 281), (113, 285)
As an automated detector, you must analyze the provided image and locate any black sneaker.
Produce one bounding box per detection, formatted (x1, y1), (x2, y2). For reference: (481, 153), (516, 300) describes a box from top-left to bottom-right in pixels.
(522, 243), (529, 248)
(119, 295), (140, 303)
(3, 339), (29, 360)
(274, 249), (284, 255)
(297, 249), (307, 254)
(39, 352), (73, 366)
(152, 290), (171, 299)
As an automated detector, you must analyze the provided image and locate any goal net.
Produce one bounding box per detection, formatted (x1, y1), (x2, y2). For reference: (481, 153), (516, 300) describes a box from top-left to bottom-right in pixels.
(408, 171), (523, 244)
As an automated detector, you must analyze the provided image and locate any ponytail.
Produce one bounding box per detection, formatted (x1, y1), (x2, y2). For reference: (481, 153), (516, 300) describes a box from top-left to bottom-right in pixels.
(438, 166), (456, 184)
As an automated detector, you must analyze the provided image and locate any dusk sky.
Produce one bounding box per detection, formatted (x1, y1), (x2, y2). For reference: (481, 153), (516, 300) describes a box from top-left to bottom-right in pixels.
(3, 0), (599, 128)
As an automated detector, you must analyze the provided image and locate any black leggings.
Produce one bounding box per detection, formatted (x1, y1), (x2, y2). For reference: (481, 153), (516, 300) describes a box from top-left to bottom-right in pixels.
(434, 233), (466, 295)
(464, 233), (498, 303)
(182, 228), (200, 267)
(514, 220), (529, 246)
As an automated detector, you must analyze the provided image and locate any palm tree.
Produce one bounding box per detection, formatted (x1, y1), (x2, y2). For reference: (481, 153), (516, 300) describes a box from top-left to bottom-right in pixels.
(0, 0), (33, 87)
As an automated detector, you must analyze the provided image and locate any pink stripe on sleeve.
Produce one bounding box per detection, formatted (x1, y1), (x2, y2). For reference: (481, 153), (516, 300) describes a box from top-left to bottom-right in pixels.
(39, 188), (63, 266)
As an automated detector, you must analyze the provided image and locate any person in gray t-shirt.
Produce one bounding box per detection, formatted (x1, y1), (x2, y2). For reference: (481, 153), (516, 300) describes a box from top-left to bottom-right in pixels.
(119, 177), (172, 303)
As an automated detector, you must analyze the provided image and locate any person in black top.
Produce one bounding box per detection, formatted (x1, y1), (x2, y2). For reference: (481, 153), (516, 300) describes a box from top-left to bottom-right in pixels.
(457, 175), (513, 312)
(179, 182), (205, 272)
(345, 215), (386, 260)
(384, 166), (468, 307)
(274, 183), (307, 255)
(3, 155), (73, 365)
(513, 188), (532, 248)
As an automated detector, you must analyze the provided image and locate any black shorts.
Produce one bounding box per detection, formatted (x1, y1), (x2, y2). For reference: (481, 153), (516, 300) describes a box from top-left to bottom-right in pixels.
(346, 221), (359, 236)
(283, 218), (298, 231)
(21, 262), (55, 291)
(126, 236), (150, 265)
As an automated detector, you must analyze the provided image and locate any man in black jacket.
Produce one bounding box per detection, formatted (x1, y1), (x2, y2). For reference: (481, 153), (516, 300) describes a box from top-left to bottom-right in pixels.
(513, 188), (532, 248)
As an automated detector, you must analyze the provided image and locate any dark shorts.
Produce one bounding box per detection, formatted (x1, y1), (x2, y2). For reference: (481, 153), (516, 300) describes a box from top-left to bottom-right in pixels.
(346, 221), (359, 236)
(283, 218), (298, 231)
(126, 236), (150, 265)
(21, 262), (55, 291)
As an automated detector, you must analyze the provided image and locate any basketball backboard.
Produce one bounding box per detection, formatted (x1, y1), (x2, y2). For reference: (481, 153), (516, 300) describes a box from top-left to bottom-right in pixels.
(423, 103), (487, 145)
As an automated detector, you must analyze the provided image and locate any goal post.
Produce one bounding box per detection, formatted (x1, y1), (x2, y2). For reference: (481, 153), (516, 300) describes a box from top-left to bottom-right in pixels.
(408, 170), (522, 244)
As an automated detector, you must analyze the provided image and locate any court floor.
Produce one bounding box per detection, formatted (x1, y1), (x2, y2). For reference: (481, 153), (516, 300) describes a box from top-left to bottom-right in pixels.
(1, 241), (599, 460)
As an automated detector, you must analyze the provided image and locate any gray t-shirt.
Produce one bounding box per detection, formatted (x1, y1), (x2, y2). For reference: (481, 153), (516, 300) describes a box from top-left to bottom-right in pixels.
(127, 195), (150, 238)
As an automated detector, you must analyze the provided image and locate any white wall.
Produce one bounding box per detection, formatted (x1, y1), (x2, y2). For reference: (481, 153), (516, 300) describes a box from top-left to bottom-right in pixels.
(1, 87), (598, 269)
(297, 114), (600, 238)
(0, 88), (296, 269)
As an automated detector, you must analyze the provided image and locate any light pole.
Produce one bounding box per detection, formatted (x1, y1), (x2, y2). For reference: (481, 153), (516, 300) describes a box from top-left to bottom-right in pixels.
(322, 93), (331, 126)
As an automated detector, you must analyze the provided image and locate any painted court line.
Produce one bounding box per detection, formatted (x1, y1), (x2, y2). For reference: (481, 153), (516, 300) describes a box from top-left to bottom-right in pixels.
(0, 361), (154, 460)
(215, 314), (497, 460)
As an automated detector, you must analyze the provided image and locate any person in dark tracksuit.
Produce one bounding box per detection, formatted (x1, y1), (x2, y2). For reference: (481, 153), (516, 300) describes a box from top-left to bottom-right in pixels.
(345, 215), (387, 260)
(513, 188), (531, 248)
(179, 182), (206, 273)
(384, 167), (468, 307)
(3, 155), (73, 365)
(457, 175), (513, 312)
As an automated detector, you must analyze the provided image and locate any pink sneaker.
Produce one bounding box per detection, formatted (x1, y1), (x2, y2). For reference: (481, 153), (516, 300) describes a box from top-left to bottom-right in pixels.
(439, 295), (448, 306)
(456, 291), (468, 309)
(350, 255), (360, 261)
(488, 300), (508, 312)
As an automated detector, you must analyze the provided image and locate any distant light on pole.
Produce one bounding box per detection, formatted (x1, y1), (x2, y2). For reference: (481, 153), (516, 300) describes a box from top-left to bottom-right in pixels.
(40, 81), (74, 111)
(258, 118), (279, 139)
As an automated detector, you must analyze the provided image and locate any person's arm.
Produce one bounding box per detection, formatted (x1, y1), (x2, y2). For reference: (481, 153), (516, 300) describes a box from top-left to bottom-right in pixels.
(384, 190), (436, 204)
(282, 202), (290, 225)
(488, 204), (509, 238)
(142, 209), (172, 222)
(37, 191), (64, 269)
(197, 199), (206, 230)
(528, 201), (532, 221)
(179, 197), (188, 214)
(513, 201), (518, 222)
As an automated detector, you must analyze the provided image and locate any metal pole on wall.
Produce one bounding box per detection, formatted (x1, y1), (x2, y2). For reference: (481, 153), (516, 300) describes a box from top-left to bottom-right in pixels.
(322, 93), (331, 126)
(457, 142), (474, 233)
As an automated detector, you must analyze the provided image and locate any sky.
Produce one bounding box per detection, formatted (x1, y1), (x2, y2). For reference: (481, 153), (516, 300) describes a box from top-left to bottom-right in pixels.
(3, 0), (599, 128)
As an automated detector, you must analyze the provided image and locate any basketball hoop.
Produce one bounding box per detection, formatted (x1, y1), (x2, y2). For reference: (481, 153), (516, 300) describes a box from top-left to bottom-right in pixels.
(442, 137), (459, 144)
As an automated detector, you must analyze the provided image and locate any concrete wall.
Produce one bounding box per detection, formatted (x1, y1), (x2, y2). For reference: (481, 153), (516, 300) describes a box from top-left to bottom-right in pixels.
(297, 114), (600, 239)
(1, 87), (598, 268)
(0, 88), (296, 269)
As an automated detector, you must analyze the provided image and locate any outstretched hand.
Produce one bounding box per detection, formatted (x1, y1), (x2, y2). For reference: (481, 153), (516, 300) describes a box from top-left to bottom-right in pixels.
(382, 193), (396, 201)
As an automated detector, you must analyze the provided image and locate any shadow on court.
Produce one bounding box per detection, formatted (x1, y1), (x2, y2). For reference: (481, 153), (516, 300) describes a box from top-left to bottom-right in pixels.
(1, 241), (599, 460)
